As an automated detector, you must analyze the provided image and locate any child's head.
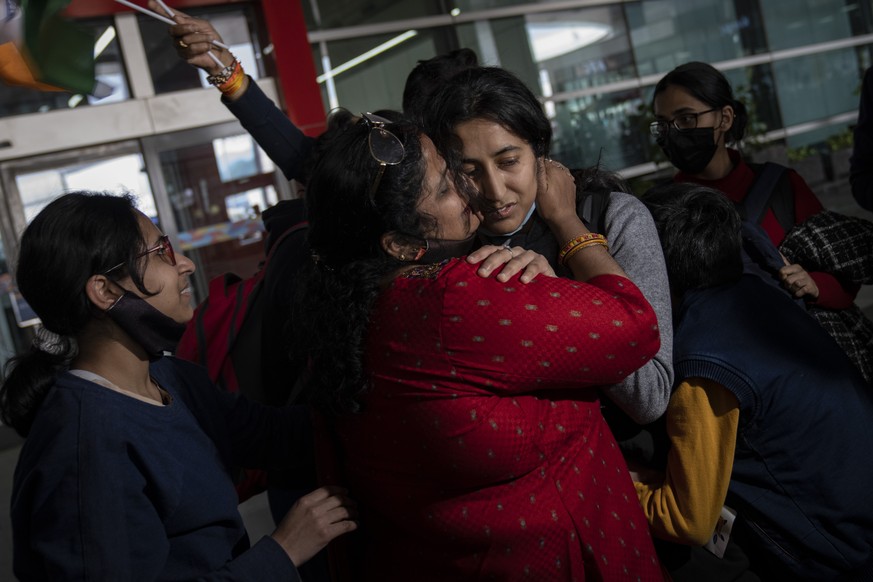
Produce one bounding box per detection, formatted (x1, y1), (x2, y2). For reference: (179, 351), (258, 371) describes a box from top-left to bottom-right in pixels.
(643, 182), (744, 297)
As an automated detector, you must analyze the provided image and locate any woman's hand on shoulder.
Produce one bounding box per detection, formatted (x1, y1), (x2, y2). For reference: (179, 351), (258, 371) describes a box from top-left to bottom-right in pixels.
(467, 245), (556, 283)
(271, 485), (358, 567)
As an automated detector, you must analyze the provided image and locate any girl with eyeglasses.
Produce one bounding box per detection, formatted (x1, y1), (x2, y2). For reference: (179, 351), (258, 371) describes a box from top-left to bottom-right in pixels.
(294, 117), (665, 581)
(1, 192), (357, 580)
(650, 60), (858, 314)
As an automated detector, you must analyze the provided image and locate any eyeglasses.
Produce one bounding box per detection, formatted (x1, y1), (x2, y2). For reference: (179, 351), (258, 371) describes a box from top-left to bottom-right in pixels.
(649, 108), (718, 137)
(102, 235), (176, 275)
(361, 112), (405, 200)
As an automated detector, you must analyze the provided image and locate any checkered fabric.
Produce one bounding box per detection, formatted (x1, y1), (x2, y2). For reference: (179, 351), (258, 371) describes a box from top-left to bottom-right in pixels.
(780, 210), (873, 384)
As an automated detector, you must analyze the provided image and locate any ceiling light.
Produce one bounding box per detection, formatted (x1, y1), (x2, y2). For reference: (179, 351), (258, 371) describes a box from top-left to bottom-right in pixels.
(317, 30), (418, 83)
(526, 22), (611, 62)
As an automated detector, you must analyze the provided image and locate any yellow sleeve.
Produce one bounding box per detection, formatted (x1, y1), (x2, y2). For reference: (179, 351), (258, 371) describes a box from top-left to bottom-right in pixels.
(634, 377), (740, 545)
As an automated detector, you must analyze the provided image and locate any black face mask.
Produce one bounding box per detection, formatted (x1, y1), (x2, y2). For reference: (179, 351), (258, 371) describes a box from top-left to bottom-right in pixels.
(413, 233), (479, 263)
(657, 126), (718, 175)
(106, 292), (187, 361)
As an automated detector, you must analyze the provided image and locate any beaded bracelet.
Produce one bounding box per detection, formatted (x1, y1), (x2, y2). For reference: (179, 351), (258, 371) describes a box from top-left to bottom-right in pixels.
(561, 239), (609, 266)
(558, 233), (607, 263)
(218, 61), (245, 96)
(206, 56), (239, 86)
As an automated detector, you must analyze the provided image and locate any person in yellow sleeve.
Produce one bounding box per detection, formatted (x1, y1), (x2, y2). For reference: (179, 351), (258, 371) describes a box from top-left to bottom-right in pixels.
(636, 183), (873, 582)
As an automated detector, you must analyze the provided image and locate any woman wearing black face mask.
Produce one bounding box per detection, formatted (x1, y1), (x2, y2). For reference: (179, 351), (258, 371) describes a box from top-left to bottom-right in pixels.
(2, 192), (358, 581)
(649, 61), (859, 314)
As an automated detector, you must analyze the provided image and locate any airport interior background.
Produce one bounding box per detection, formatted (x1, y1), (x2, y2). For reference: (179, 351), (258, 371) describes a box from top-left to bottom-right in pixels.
(1, 0), (873, 576)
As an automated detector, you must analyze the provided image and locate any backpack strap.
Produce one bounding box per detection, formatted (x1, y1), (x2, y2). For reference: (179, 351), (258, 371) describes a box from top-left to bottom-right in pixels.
(260, 221), (308, 272)
(579, 190), (610, 234)
(744, 162), (795, 232)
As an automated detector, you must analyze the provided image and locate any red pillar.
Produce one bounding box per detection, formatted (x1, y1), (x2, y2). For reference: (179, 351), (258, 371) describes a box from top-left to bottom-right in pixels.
(260, 0), (326, 136)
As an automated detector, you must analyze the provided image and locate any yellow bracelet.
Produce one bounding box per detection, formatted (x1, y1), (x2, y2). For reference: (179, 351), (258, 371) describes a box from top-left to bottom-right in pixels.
(561, 239), (608, 265)
(558, 233), (607, 262)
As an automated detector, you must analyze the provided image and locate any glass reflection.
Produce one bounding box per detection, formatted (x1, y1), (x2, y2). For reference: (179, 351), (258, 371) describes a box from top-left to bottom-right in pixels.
(625, 0), (763, 77)
(15, 154), (157, 223)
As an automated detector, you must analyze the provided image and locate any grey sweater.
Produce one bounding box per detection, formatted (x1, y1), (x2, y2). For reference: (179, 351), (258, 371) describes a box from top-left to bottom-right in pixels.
(482, 191), (673, 424)
(598, 192), (673, 423)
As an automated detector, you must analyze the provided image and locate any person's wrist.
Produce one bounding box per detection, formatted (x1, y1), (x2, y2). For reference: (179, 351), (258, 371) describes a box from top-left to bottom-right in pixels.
(222, 74), (250, 102)
(545, 214), (588, 244)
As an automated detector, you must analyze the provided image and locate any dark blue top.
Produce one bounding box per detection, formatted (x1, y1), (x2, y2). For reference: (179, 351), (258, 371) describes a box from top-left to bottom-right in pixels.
(11, 356), (310, 581)
(674, 275), (873, 580)
(224, 79), (315, 183)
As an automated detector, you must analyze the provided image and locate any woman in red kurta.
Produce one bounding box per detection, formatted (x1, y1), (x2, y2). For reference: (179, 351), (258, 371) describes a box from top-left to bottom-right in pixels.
(295, 115), (664, 580)
(342, 260), (661, 580)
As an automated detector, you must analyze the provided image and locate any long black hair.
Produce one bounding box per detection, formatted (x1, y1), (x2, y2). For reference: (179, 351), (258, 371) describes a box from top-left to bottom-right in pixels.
(1, 192), (154, 436)
(652, 61), (749, 145)
(293, 119), (432, 414)
(402, 48), (479, 121)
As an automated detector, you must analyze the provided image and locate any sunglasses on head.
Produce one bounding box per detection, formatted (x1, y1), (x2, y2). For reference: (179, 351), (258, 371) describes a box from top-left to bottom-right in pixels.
(360, 112), (405, 201)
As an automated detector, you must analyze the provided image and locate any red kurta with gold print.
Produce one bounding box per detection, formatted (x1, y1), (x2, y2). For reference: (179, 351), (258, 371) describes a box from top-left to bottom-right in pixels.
(336, 259), (664, 581)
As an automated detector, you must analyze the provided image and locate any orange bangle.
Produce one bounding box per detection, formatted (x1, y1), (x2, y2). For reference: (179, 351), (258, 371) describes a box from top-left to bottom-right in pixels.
(561, 239), (608, 265)
(218, 61), (244, 94)
(558, 233), (606, 262)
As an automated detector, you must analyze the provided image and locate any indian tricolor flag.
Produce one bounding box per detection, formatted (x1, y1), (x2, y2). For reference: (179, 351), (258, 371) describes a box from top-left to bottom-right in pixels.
(0, 0), (97, 94)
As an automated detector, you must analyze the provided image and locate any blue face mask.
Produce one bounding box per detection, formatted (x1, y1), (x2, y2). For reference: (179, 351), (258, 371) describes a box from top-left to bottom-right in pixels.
(106, 291), (186, 361)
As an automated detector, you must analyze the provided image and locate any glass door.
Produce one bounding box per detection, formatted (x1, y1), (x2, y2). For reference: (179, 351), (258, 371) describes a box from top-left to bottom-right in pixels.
(141, 122), (293, 304)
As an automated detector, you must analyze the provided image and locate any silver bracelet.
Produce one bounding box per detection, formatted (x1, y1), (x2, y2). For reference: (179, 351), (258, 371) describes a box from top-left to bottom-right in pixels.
(206, 57), (238, 86)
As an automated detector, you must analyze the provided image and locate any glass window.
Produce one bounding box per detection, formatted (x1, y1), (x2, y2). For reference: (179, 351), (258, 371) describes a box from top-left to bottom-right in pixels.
(722, 64), (783, 139)
(522, 5), (636, 95)
(303, 0), (448, 31)
(626, 0), (766, 78)
(0, 18), (129, 118)
(315, 28), (455, 112)
(772, 48), (861, 128)
(213, 134), (275, 183)
(156, 131), (282, 302)
(14, 154), (157, 224)
(760, 0), (859, 52)
(140, 5), (270, 94)
(549, 89), (650, 172)
(454, 0), (543, 10)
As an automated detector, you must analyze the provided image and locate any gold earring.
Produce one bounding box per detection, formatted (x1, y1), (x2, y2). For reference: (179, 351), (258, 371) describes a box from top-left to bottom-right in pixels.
(400, 253), (406, 261)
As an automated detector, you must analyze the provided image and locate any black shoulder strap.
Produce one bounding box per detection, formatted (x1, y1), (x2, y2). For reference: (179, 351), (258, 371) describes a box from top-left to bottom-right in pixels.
(744, 162), (794, 232)
(258, 221), (308, 272)
(580, 190), (610, 234)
